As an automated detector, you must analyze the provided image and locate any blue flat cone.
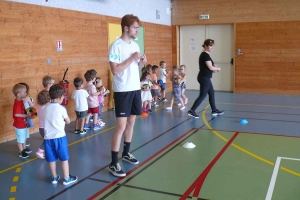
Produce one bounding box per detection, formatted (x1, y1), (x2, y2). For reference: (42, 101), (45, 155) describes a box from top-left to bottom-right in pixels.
(239, 119), (248, 124)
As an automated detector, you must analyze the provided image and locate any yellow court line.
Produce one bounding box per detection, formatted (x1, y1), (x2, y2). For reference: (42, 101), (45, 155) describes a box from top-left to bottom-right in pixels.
(13, 176), (18, 182)
(0, 104), (169, 175)
(202, 104), (300, 177)
(10, 186), (16, 193)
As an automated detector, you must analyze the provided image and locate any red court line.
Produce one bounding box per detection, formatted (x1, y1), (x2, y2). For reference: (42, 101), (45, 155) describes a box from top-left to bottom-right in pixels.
(200, 127), (300, 139)
(88, 128), (196, 200)
(180, 132), (239, 200)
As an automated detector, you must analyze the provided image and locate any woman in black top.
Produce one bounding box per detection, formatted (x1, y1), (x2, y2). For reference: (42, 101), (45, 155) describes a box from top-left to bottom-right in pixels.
(187, 39), (224, 118)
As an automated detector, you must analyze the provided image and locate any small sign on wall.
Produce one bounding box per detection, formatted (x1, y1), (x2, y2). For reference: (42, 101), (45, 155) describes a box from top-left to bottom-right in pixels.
(189, 45), (198, 52)
(56, 40), (63, 52)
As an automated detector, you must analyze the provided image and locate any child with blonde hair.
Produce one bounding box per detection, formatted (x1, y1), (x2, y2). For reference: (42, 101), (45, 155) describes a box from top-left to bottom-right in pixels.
(177, 65), (188, 105)
(12, 84), (32, 158)
(166, 66), (185, 110)
(42, 75), (55, 91)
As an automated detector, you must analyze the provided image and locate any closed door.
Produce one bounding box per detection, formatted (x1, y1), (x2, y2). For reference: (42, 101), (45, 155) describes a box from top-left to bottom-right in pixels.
(180, 24), (234, 91)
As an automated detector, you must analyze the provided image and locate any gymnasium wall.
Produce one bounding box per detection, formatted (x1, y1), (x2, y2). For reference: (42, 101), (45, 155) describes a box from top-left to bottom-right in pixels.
(0, 1), (172, 143)
(171, 0), (300, 94)
(8, 0), (171, 26)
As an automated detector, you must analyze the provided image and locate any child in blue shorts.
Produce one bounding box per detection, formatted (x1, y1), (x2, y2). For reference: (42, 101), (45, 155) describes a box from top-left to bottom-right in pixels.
(44, 84), (78, 185)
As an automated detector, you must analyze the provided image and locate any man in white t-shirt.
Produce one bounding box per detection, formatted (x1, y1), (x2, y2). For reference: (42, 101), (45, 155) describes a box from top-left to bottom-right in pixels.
(108, 14), (147, 177)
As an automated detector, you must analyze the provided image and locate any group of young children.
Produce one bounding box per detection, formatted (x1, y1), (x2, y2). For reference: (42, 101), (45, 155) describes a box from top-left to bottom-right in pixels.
(11, 62), (187, 185)
(12, 68), (109, 185)
(140, 61), (188, 113)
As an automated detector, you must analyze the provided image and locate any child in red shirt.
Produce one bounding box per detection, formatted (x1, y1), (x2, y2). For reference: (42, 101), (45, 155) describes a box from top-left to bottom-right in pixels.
(12, 84), (32, 158)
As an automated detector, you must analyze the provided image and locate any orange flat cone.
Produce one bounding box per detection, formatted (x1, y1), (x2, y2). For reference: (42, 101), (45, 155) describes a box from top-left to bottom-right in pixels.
(140, 112), (148, 117)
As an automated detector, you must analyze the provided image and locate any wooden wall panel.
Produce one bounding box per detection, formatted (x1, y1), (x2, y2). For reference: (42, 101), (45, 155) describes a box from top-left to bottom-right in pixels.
(235, 21), (300, 94)
(171, 0), (300, 25)
(0, 2), (172, 143)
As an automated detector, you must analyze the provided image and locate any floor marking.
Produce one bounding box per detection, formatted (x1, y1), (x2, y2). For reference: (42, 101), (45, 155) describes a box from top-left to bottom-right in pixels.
(10, 186), (16, 193)
(202, 105), (300, 177)
(210, 101), (300, 109)
(180, 132), (239, 199)
(15, 168), (21, 173)
(9, 198), (15, 200)
(0, 104), (170, 175)
(266, 157), (300, 200)
(12, 176), (18, 182)
(88, 129), (197, 200)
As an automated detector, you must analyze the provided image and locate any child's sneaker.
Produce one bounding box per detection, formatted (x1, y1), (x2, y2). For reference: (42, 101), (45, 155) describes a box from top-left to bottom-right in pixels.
(79, 129), (87, 135)
(26, 143), (30, 147)
(74, 129), (80, 134)
(24, 148), (32, 154)
(180, 106), (186, 110)
(36, 149), (45, 159)
(142, 107), (147, 113)
(63, 175), (78, 185)
(148, 109), (153, 113)
(162, 98), (168, 102)
(93, 124), (101, 130)
(166, 107), (172, 110)
(185, 98), (188, 105)
(84, 124), (91, 129)
(89, 116), (93, 122)
(52, 175), (60, 184)
(19, 150), (29, 158)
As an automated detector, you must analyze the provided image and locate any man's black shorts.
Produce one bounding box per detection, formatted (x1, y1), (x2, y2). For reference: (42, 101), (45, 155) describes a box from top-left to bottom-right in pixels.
(114, 90), (142, 117)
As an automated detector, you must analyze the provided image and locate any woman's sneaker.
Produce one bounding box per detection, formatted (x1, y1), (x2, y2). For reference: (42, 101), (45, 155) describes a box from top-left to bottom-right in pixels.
(19, 150), (29, 158)
(52, 175), (60, 184)
(63, 175), (78, 185)
(212, 109), (224, 116)
(108, 163), (126, 177)
(187, 110), (199, 119)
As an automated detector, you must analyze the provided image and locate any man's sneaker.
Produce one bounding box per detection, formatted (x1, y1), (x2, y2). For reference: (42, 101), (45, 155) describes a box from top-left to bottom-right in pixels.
(108, 163), (126, 177)
(93, 124), (101, 130)
(24, 148), (32, 154)
(180, 106), (186, 110)
(187, 110), (199, 119)
(19, 150), (29, 158)
(52, 175), (60, 184)
(79, 130), (87, 135)
(74, 129), (80, 134)
(36, 149), (45, 159)
(84, 124), (91, 129)
(122, 153), (139, 165)
(63, 175), (78, 185)
(162, 98), (168, 102)
(212, 109), (224, 116)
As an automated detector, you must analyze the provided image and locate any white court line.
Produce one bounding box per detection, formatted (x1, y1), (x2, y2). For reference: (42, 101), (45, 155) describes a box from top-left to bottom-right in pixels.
(265, 157), (300, 200)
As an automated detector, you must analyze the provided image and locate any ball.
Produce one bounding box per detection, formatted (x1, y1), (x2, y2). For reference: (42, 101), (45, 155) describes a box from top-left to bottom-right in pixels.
(26, 107), (37, 118)
(141, 84), (148, 90)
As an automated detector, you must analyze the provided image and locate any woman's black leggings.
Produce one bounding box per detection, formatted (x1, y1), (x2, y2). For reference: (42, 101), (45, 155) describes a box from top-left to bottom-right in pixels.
(190, 73), (216, 111)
